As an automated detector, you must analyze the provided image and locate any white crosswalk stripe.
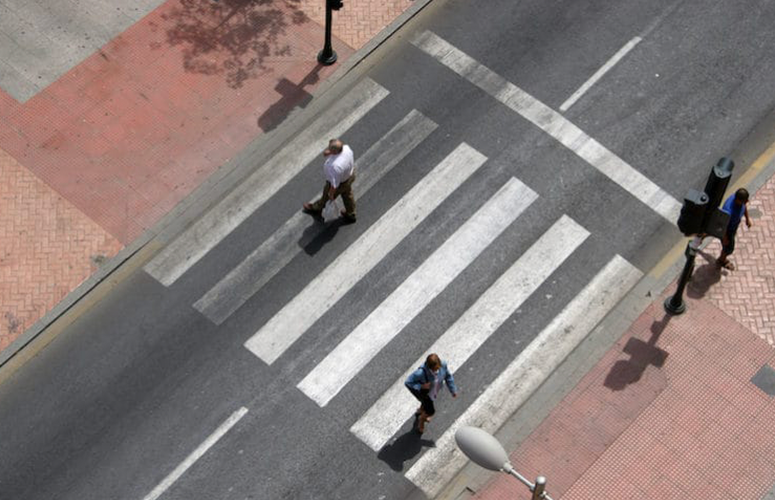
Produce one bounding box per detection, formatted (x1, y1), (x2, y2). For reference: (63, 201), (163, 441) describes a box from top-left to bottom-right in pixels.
(194, 110), (438, 324)
(350, 214), (589, 451)
(144, 78), (389, 287)
(411, 30), (681, 223)
(404, 255), (643, 497)
(297, 177), (539, 407)
(244, 143), (488, 365)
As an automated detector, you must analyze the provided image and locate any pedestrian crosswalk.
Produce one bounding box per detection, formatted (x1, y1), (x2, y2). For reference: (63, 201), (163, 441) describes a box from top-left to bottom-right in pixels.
(405, 255), (642, 497)
(297, 177), (539, 407)
(140, 29), (669, 497)
(350, 214), (589, 451)
(244, 142), (488, 365)
(194, 109), (438, 325)
(143, 78), (390, 287)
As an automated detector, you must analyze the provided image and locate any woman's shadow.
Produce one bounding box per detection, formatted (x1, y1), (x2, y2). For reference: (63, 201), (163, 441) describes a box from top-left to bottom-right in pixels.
(377, 420), (436, 471)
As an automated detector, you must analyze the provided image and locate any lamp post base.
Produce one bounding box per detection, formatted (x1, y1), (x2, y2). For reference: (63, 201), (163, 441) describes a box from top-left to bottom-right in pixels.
(317, 49), (337, 66)
(664, 295), (686, 315)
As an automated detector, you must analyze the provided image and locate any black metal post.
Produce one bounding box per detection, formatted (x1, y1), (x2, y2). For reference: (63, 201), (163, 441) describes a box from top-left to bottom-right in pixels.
(664, 241), (698, 314)
(317, 1), (337, 65)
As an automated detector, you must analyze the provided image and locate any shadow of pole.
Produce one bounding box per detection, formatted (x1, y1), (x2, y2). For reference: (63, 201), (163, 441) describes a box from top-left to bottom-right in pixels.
(604, 314), (671, 391)
(258, 64), (322, 132)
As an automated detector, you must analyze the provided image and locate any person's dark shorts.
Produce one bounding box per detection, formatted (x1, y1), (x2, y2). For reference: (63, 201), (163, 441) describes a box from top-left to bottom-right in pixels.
(408, 387), (435, 416)
(723, 229), (736, 255)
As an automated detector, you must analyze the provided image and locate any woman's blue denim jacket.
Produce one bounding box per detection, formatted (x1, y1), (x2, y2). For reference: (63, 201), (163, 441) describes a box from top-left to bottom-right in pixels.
(404, 361), (458, 398)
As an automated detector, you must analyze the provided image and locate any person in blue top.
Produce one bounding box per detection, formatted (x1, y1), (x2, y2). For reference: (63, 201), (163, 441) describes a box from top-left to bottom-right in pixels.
(404, 353), (458, 434)
(717, 188), (752, 271)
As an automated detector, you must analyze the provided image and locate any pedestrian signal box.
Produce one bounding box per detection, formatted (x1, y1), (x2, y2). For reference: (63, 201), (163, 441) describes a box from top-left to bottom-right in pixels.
(677, 188), (708, 236)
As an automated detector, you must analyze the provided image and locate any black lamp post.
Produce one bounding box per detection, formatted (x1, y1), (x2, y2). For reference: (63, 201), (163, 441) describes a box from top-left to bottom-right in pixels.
(318, 0), (343, 65)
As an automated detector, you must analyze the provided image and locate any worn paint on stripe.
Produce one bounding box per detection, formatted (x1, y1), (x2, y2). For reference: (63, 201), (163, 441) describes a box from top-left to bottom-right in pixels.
(194, 110), (438, 324)
(560, 37), (642, 112)
(144, 78), (389, 286)
(351, 215), (588, 451)
(244, 143), (488, 364)
(141, 407), (248, 500)
(297, 177), (539, 407)
(404, 255), (642, 496)
(411, 30), (680, 223)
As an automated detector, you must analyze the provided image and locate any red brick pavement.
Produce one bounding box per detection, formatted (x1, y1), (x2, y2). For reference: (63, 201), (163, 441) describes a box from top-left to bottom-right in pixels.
(474, 179), (775, 500)
(476, 295), (775, 500)
(0, 147), (122, 351)
(695, 175), (775, 346)
(0, 0), (412, 354)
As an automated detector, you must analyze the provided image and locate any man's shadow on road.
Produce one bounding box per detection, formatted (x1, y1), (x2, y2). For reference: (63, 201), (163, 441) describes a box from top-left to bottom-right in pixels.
(298, 217), (344, 256)
(378, 426), (436, 472)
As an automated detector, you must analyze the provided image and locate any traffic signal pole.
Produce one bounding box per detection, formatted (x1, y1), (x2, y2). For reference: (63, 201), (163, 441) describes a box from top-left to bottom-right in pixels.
(665, 157), (734, 315)
(664, 238), (701, 314)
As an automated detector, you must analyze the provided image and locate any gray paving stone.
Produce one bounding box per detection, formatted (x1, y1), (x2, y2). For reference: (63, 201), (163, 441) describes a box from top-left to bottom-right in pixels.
(0, 0), (165, 102)
(751, 364), (775, 397)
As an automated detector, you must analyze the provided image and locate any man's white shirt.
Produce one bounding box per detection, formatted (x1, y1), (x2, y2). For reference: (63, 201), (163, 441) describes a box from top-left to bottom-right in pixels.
(323, 145), (355, 188)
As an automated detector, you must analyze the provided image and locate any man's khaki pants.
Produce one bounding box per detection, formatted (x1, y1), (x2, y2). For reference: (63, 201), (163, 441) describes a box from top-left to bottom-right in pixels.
(311, 174), (356, 217)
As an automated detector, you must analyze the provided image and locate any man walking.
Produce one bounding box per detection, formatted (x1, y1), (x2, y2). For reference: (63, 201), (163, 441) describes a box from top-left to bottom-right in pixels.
(717, 188), (752, 271)
(303, 138), (356, 223)
(404, 353), (458, 434)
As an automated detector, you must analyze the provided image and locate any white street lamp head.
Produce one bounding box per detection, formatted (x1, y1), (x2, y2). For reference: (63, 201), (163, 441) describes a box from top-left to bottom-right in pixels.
(455, 426), (512, 472)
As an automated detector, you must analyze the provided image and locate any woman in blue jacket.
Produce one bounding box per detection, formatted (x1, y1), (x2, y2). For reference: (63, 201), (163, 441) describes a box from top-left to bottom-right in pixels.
(404, 353), (458, 433)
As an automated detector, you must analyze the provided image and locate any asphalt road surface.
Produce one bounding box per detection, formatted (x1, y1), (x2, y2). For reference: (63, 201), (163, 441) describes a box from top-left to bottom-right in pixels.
(3, 0), (775, 498)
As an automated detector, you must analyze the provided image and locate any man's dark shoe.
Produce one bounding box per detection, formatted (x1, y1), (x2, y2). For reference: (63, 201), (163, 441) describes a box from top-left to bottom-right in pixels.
(302, 203), (323, 221)
(340, 209), (356, 224)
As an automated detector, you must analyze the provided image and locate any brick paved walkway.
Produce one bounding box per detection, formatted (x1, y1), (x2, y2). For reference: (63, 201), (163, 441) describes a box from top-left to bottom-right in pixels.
(474, 176), (775, 499)
(0, 0), (412, 353)
(695, 175), (775, 345)
(0, 147), (121, 351)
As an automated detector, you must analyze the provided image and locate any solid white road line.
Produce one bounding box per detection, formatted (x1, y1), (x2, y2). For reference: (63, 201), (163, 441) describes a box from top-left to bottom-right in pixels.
(559, 37), (642, 112)
(194, 110), (438, 324)
(411, 31), (681, 223)
(141, 407), (248, 500)
(244, 143), (488, 365)
(144, 78), (389, 287)
(350, 214), (588, 451)
(405, 255), (643, 497)
(297, 178), (538, 407)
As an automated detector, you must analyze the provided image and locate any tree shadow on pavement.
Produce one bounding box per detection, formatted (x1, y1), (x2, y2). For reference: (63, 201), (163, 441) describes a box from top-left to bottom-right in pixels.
(161, 0), (308, 88)
(258, 64), (322, 132)
(604, 313), (670, 391)
(377, 427), (436, 472)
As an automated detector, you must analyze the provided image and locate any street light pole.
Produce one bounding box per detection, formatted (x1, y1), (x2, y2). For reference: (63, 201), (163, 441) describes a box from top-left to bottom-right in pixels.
(318, 0), (340, 65)
(455, 426), (554, 500)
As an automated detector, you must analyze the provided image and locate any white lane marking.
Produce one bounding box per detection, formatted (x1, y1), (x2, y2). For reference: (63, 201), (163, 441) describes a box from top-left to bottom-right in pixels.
(141, 407), (248, 500)
(144, 78), (389, 287)
(411, 31), (680, 223)
(297, 178), (538, 407)
(244, 143), (488, 365)
(405, 255), (643, 497)
(194, 110), (438, 324)
(559, 37), (642, 112)
(350, 215), (588, 451)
